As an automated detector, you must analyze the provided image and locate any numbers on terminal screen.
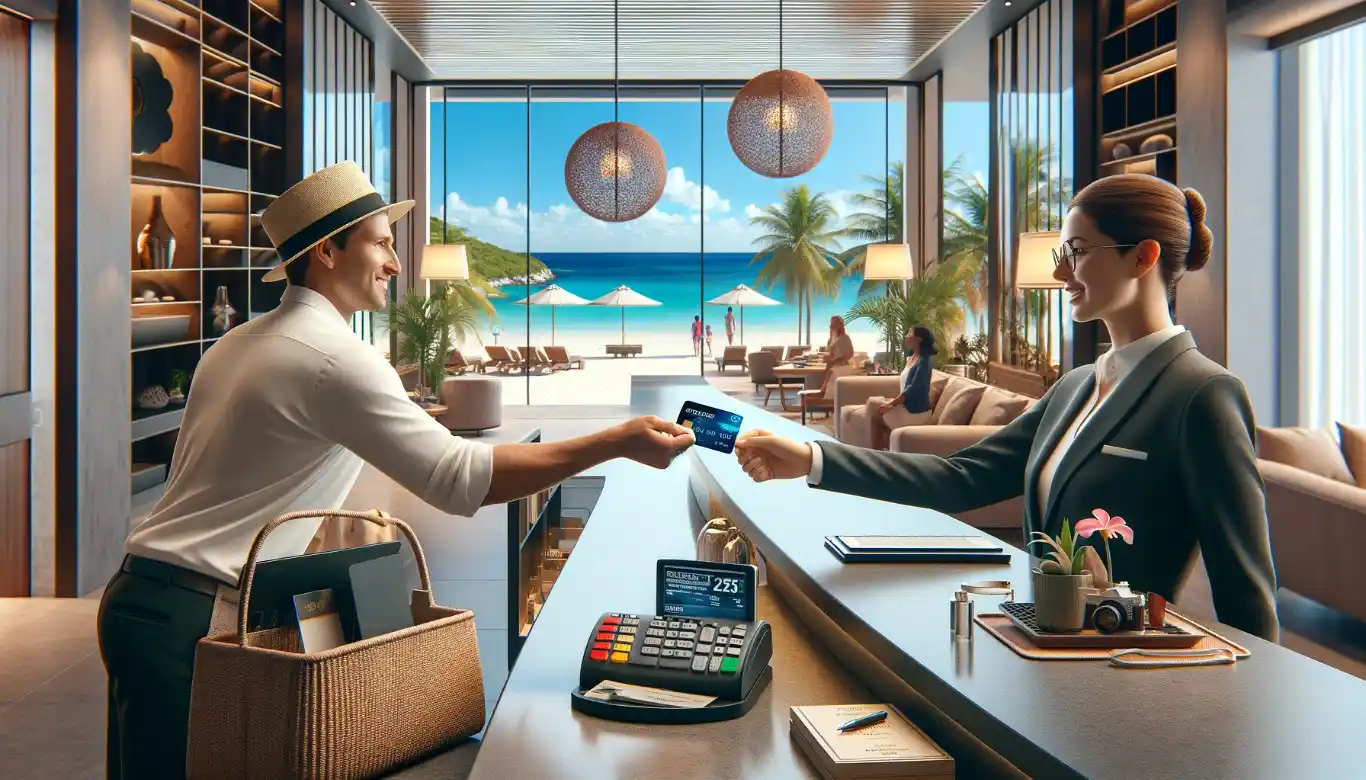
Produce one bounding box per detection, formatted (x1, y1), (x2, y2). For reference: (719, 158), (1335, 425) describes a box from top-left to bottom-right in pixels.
(711, 577), (742, 594)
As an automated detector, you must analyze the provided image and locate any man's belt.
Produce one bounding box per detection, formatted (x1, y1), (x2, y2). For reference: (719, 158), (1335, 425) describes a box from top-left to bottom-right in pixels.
(121, 554), (231, 599)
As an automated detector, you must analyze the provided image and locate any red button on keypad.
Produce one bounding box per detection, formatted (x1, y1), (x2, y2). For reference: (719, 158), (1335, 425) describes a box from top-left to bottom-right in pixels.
(592, 641), (611, 651)
(601, 616), (621, 626)
(589, 650), (608, 662)
(595, 632), (615, 642)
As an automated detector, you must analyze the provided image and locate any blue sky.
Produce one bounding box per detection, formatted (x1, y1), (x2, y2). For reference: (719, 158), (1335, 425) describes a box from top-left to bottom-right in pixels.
(426, 93), (995, 254)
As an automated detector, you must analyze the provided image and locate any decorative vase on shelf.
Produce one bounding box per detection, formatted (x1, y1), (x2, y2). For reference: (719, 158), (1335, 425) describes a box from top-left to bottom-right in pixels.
(1111, 142), (1133, 160)
(211, 285), (237, 336)
(1031, 569), (1094, 632)
(137, 195), (176, 270)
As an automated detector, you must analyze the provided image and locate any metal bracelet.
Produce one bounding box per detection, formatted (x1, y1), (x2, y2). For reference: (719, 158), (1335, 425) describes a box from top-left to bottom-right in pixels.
(960, 580), (1014, 600)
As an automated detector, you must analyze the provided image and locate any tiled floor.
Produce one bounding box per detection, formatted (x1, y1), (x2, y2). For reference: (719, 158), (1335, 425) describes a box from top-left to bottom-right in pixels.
(5, 382), (1363, 778)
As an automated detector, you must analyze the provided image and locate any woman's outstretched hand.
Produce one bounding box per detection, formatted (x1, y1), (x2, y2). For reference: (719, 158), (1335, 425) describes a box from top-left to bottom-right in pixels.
(734, 429), (814, 482)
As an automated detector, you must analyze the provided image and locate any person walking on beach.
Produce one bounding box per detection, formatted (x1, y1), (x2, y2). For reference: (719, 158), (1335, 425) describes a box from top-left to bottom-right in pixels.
(725, 307), (737, 345)
(705, 324), (714, 355)
(691, 315), (703, 356)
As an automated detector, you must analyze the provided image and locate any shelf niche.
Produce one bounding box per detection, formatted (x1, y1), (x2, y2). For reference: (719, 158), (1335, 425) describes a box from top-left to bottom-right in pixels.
(131, 34), (202, 184)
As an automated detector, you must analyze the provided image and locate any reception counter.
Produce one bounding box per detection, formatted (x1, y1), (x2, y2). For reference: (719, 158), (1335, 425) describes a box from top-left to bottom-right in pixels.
(466, 377), (1366, 780)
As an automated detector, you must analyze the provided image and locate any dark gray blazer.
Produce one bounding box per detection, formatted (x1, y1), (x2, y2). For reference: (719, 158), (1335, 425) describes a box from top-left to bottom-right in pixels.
(814, 331), (1281, 642)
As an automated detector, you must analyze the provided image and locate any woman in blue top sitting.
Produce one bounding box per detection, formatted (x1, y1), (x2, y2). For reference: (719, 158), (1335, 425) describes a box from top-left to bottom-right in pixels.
(870, 325), (937, 450)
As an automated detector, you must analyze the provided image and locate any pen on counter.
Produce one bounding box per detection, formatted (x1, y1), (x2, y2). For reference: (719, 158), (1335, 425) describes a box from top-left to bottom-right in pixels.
(837, 710), (888, 732)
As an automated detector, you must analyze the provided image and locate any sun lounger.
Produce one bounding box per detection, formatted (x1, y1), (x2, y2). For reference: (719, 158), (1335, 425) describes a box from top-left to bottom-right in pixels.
(714, 345), (747, 371)
(544, 346), (584, 370)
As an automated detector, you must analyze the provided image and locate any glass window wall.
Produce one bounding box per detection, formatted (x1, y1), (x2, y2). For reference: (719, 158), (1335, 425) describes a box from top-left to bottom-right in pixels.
(429, 84), (910, 408)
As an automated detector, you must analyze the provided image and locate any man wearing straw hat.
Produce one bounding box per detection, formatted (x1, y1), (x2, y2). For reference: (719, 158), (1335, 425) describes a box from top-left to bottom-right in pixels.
(98, 161), (696, 779)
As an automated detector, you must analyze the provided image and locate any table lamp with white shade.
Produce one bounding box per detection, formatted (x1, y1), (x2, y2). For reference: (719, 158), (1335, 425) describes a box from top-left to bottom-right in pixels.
(421, 244), (470, 296)
(861, 243), (915, 290)
(1014, 231), (1063, 374)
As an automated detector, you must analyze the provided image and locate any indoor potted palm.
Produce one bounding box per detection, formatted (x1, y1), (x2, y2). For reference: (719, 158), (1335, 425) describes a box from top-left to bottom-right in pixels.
(1029, 520), (1095, 631)
(381, 290), (480, 405)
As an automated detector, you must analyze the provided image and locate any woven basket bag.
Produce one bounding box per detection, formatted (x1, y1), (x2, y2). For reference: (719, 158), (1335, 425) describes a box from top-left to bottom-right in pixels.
(187, 510), (485, 779)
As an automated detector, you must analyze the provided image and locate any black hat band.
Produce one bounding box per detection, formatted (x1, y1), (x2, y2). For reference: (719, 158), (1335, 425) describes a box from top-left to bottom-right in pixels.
(275, 192), (389, 262)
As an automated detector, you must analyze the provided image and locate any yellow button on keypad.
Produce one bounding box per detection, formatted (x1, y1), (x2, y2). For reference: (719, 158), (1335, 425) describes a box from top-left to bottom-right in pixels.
(610, 652), (629, 663)
(613, 643), (632, 653)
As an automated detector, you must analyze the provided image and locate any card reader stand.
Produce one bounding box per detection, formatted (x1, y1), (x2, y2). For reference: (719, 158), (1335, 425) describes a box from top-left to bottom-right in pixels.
(569, 612), (773, 724)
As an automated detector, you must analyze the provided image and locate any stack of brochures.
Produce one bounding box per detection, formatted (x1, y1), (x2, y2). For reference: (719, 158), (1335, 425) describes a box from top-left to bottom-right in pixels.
(790, 704), (955, 780)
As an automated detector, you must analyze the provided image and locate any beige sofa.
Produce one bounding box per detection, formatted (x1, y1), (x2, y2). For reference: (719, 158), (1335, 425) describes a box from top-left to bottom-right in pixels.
(1256, 424), (1366, 622)
(831, 370), (1036, 529)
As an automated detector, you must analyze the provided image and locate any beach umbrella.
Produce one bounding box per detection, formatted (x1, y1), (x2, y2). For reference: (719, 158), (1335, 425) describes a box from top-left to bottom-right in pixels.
(590, 285), (662, 345)
(510, 284), (590, 345)
(707, 284), (782, 344)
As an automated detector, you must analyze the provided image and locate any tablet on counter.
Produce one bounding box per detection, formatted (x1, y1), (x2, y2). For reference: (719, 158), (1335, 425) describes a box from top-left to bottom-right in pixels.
(825, 535), (1010, 564)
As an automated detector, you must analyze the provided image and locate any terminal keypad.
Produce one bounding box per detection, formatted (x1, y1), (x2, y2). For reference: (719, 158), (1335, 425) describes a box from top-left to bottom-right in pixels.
(587, 613), (751, 675)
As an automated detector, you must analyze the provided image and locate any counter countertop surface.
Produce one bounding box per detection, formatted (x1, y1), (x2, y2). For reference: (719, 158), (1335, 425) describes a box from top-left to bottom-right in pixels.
(464, 378), (1366, 780)
(466, 457), (880, 780)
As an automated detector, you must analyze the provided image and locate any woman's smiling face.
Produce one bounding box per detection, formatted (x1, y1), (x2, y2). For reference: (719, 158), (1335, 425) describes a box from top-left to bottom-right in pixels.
(1056, 208), (1148, 323)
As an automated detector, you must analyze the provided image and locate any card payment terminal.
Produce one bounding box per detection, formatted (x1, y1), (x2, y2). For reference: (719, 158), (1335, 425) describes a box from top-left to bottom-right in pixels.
(569, 560), (773, 724)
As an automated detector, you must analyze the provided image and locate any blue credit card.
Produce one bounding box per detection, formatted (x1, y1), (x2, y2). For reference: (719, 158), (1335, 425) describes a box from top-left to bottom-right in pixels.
(677, 401), (743, 454)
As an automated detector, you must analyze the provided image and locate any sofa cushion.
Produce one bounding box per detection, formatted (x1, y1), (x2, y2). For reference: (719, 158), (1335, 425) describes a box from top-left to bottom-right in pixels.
(1257, 426), (1355, 485)
(1339, 423), (1366, 489)
(969, 387), (1031, 426)
(928, 372), (951, 407)
(936, 381), (986, 426)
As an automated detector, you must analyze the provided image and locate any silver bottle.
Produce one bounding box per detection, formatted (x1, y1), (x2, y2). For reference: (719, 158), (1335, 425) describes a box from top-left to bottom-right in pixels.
(722, 528), (753, 566)
(696, 518), (731, 562)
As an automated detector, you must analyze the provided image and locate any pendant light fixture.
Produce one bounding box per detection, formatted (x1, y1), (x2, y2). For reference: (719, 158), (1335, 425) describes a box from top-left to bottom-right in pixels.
(728, 0), (833, 178)
(564, 0), (666, 222)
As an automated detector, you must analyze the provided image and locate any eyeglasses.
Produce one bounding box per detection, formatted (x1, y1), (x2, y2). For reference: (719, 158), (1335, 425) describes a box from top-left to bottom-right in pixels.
(1051, 242), (1139, 271)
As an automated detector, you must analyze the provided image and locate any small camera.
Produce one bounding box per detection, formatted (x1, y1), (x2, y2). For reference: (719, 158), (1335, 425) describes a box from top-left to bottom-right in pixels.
(1084, 584), (1147, 634)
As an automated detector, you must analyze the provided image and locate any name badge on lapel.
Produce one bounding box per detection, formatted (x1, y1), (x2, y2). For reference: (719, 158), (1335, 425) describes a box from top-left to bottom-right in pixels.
(1101, 444), (1148, 461)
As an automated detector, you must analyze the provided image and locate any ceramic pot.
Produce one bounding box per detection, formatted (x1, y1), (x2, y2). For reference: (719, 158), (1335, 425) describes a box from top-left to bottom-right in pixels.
(1031, 569), (1094, 632)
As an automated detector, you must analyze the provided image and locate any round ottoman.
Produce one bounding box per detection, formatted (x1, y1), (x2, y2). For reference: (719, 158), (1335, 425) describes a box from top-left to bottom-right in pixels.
(438, 375), (503, 433)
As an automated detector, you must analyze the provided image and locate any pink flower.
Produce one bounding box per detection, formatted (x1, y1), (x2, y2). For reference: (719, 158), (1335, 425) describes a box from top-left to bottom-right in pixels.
(1074, 508), (1134, 545)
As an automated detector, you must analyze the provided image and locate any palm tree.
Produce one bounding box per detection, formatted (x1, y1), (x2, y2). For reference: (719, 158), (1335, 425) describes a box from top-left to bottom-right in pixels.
(844, 255), (978, 371)
(942, 160), (989, 320)
(840, 162), (904, 296)
(380, 291), (480, 397)
(748, 186), (846, 345)
(428, 220), (501, 318)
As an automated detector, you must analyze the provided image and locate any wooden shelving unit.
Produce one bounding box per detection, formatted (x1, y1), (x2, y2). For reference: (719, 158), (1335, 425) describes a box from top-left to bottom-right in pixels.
(1098, 0), (1178, 183)
(128, 0), (291, 500)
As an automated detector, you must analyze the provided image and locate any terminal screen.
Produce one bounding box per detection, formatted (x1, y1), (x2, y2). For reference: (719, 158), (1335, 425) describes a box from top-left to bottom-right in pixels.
(660, 563), (751, 622)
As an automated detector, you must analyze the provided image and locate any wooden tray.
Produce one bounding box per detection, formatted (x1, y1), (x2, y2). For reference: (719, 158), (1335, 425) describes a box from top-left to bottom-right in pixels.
(999, 601), (1202, 649)
(977, 609), (1251, 663)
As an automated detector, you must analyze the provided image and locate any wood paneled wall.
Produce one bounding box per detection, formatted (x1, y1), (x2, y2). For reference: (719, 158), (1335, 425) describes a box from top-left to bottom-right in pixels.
(55, 0), (132, 596)
(1175, 0), (1229, 366)
(0, 9), (30, 597)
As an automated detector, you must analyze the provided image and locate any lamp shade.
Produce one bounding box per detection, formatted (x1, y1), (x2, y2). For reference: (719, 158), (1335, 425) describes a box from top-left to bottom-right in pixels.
(420, 243), (469, 281)
(1015, 231), (1064, 289)
(728, 69), (833, 178)
(861, 243), (915, 281)
(565, 122), (667, 222)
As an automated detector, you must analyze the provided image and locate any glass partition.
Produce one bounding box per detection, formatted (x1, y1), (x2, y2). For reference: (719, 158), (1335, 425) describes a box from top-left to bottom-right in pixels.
(429, 84), (909, 407)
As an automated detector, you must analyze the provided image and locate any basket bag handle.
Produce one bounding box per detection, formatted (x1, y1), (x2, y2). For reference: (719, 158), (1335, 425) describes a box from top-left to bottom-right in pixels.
(235, 509), (432, 647)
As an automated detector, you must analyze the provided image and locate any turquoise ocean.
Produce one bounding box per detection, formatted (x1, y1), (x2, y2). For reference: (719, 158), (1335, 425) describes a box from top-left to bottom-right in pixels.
(485, 252), (879, 338)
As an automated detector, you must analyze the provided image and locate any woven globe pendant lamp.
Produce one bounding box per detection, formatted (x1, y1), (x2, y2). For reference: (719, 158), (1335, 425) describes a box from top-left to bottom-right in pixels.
(564, 0), (666, 222)
(729, 0), (833, 178)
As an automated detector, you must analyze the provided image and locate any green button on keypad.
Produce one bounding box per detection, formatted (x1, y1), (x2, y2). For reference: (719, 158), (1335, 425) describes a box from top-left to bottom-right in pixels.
(720, 657), (739, 674)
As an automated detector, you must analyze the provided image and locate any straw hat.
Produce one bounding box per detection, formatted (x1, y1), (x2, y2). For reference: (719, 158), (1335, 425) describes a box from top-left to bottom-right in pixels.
(259, 161), (415, 282)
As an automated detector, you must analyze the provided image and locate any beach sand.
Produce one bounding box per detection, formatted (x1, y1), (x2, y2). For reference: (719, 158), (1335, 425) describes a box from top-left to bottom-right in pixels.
(437, 329), (885, 406)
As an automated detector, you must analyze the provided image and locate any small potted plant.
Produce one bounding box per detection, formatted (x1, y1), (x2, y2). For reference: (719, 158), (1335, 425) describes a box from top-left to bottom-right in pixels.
(167, 369), (190, 405)
(1029, 520), (1094, 631)
(1074, 508), (1134, 586)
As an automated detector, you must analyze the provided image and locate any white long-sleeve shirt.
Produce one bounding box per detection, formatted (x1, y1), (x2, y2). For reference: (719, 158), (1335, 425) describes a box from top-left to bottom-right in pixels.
(126, 285), (494, 584)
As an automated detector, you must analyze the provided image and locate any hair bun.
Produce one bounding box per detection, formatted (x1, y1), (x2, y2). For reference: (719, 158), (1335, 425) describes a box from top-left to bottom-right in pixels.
(1182, 187), (1213, 272)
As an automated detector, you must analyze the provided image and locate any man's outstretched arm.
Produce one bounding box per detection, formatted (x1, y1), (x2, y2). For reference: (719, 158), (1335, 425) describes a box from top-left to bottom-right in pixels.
(483, 416), (694, 505)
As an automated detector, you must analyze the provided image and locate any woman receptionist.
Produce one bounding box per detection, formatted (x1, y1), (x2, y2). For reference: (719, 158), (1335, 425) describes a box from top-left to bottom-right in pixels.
(734, 174), (1280, 642)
